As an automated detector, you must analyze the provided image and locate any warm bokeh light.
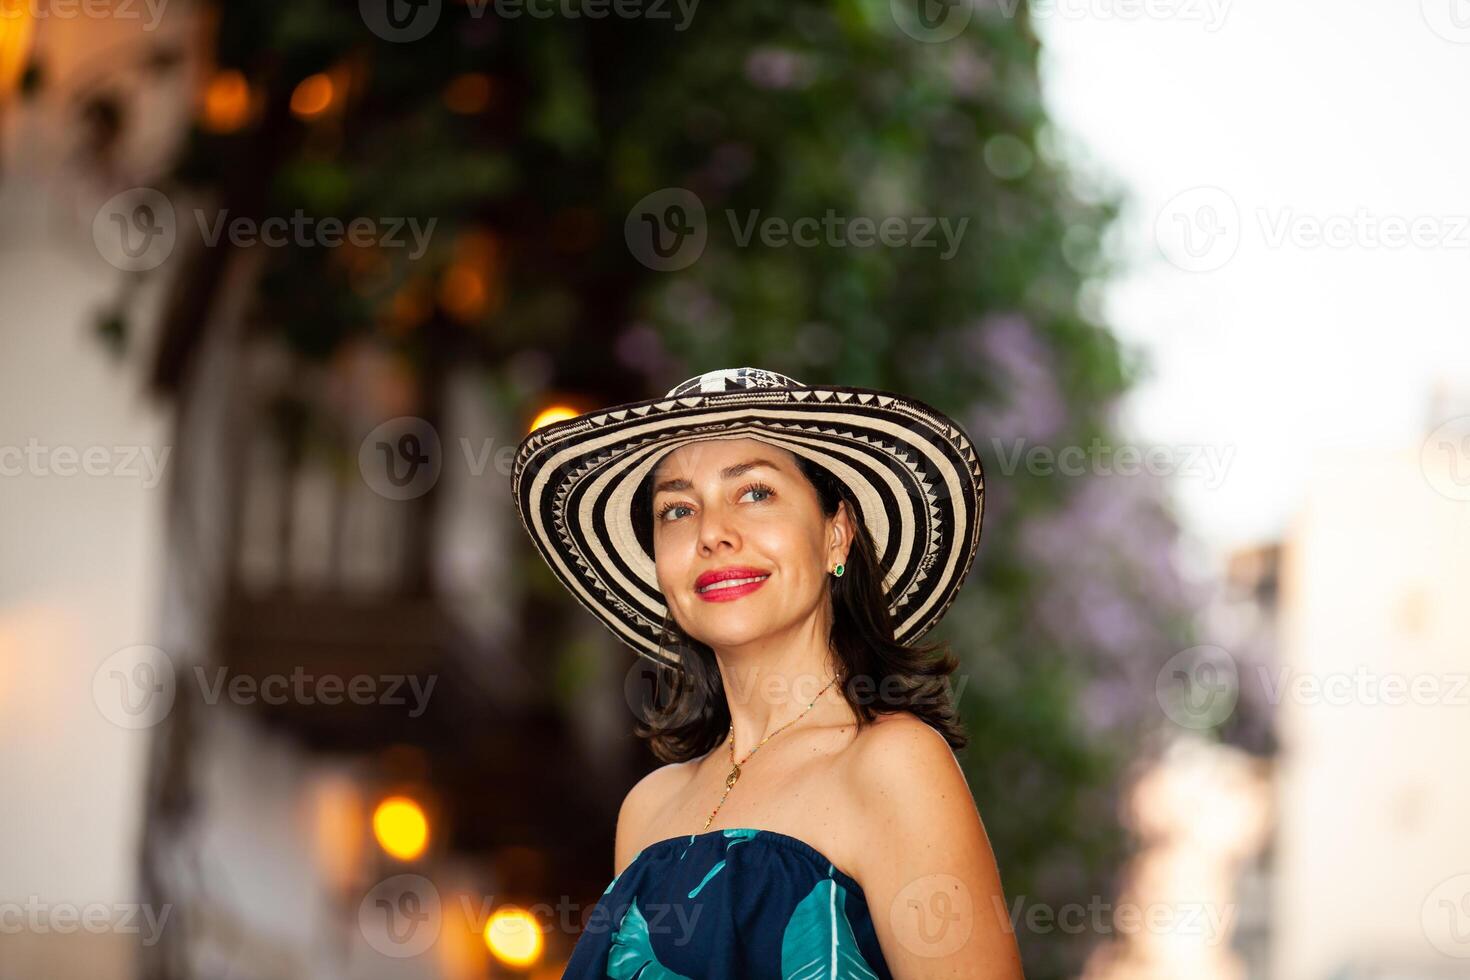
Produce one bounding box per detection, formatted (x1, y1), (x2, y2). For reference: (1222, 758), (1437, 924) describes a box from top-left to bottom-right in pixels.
(437, 263), (488, 322)
(443, 72), (495, 114)
(290, 72), (335, 119)
(483, 906), (544, 969)
(0, 0), (35, 102)
(530, 405), (580, 433)
(372, 796), (429, 861)
(437, 229), (503, 323)
(200, 70), (251, 133)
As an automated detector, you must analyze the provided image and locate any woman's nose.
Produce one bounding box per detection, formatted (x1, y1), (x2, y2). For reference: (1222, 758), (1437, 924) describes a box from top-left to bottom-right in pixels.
(697, 502), (740, 553)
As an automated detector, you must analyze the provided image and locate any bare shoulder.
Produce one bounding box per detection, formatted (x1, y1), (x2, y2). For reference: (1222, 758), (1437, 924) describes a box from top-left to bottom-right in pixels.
(612, 759), (696, 877)
(841, 711), (1026, 976)
(836, 711), (976, 859)
(847, 708), (960, 767)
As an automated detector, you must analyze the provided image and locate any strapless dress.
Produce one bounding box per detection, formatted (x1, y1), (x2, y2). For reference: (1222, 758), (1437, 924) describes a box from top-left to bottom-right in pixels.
(562, 827), (893, 979)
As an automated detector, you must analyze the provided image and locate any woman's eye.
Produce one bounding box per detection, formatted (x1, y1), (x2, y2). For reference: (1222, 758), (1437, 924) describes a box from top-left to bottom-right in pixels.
(658, 485), (771, 523)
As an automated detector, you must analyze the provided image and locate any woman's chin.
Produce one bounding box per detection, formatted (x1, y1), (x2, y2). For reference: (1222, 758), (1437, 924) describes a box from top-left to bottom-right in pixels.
(686, 614), (772, 651)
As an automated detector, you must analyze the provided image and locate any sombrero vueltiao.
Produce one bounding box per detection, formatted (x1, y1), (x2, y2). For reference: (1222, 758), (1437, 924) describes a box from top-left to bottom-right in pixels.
(510, 367), (985, 669)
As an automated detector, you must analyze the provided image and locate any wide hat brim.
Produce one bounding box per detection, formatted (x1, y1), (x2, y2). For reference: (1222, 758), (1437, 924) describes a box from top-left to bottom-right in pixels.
(510, 373), (985, 668)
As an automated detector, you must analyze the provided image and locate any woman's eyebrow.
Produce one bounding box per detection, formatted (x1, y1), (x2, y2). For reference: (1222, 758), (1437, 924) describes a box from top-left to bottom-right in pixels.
(652, 458), (780, 496)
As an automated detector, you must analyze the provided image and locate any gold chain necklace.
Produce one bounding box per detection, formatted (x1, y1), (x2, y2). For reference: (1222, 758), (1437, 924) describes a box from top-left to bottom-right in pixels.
(701, 673), (841, 832)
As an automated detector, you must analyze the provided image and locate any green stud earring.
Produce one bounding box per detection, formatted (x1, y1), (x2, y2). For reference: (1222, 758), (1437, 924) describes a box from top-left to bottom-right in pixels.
(832, 562), (845, 578)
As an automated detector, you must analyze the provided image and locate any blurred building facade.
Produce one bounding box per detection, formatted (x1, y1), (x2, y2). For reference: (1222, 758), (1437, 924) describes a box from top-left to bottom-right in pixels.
(0, 11), (639, 980)
(1272, 437), (1470, 979)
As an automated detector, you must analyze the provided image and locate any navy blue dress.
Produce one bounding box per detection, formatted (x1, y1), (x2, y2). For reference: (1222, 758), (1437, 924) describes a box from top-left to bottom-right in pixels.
(563, 827), (894, 979)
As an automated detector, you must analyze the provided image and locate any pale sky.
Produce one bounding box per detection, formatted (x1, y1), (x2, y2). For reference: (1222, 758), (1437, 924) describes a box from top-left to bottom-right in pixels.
(1035, 0), (1470, 554)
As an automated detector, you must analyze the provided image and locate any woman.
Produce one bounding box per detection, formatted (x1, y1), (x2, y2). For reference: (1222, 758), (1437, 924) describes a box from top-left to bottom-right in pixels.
(511, 367), (1025, 979)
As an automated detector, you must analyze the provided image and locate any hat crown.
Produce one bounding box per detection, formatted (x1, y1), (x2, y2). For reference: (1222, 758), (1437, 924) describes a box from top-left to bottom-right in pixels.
(665, 367), (804, 398)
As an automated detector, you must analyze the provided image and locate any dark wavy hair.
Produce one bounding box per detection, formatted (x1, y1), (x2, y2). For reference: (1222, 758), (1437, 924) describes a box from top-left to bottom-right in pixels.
(627, 445), (968, 763)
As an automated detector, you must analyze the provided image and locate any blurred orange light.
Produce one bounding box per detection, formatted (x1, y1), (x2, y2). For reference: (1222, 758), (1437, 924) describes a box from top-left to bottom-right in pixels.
(530, 405), (579, 433)
(200, 70), (251, 133)
(0, 0), (35, 103)
(483, 906), (543, 968)
(443, 72), (495, 115)
(438, 263), (488, 322)
(290, 72), (335, 119)
(372, 796), (429, 861)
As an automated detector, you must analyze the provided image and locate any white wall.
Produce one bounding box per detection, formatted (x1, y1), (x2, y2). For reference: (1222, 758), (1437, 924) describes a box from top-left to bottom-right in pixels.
(0, 160), (171, 979)
(0, 9), (196, 977)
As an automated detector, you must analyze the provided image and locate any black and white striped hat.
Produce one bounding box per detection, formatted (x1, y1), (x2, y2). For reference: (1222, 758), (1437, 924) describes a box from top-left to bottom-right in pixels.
(510, 367), (985, 668)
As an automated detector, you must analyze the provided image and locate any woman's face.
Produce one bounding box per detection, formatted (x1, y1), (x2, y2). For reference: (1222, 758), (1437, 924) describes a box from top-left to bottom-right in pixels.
(650, 437), (851, 653)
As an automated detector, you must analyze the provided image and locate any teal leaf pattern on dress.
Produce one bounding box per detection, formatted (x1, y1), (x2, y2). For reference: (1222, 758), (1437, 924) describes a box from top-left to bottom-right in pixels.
(688, 828), (761, 898)
(780, 877), (880, 980)
(606, 897), (693, 980)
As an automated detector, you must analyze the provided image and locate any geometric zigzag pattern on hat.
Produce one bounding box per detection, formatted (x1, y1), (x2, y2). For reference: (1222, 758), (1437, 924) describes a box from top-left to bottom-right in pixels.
(511, 367), (985, 667)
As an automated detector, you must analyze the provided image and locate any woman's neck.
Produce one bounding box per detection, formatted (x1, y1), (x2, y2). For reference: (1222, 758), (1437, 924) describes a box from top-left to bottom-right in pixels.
(714, 629), (844, 758)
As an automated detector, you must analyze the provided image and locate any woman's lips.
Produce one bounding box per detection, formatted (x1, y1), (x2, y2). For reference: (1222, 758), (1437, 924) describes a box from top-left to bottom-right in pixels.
(695, 574), (770, 602)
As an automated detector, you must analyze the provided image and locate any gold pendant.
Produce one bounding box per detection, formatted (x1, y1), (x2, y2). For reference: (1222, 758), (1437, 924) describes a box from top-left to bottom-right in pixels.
(725, 764), (741, 790)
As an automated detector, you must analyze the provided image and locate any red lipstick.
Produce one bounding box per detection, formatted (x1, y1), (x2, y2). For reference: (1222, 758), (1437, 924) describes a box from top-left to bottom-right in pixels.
(694, 566), (771, 602)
